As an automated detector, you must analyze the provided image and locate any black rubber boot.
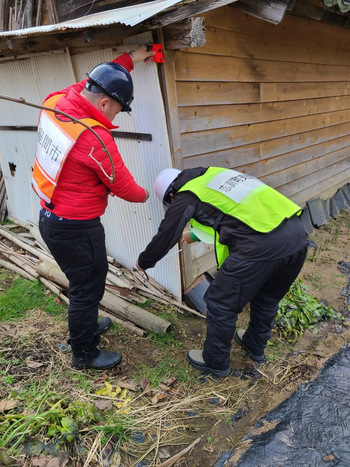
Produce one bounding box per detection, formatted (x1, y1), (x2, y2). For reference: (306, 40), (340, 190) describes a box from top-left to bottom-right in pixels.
(95, 317), (112, 336)
(72, 350), (122, 370)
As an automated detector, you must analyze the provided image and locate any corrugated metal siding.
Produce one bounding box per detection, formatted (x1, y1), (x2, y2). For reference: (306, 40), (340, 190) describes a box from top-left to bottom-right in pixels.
(71, 36), (181, 298)
(0, 50), (75, 225)
(0, 0), (183, 37)
(0, 38), (182, 299)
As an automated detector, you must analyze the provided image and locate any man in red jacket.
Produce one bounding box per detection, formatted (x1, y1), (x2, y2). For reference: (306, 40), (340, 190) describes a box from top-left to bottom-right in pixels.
(34, 45), (154, 370)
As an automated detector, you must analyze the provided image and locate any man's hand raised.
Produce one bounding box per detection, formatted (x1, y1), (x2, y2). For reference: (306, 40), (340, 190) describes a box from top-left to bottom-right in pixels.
(130, 44), (155, 64)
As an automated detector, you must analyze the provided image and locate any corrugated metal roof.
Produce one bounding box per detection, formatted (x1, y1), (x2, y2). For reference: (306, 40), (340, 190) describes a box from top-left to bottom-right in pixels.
(0, 0), (183, 38)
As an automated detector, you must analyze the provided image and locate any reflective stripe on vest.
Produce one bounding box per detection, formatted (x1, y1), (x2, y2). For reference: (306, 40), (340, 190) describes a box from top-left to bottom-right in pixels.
(179, 167), (302, 268)
(32, 94), (108, 204)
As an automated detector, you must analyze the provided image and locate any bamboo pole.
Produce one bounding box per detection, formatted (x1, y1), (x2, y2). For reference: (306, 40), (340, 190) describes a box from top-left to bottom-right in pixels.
(106, 271), (133, 290)
(38, 277), (144, 336)
(36, 261), (171, 334)
(0, 248), (38, 278)
(0, 227), (55, 264)
(1, 218), (202, 322)
(7, 216), (27, 228)
(97, 308), (144, 337)
(0, 258), (36, 281)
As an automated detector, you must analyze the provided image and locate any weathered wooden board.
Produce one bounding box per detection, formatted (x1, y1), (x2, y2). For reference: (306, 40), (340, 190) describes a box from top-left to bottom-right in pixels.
(174, 53), (350, 83)
(257, 148), (350, 189)
(178, 96), (350, 132)
(177, 81), (261, 106)
(181, 143), (261, 170)
(235, 0), (289, 25)
(177, 81), (350, 106)
(181, 125), (350, 172)
(280, 158), (350, 200)
(291, 171), (350, 206)
(185, 26), (350, 66)
(203, 6), (350, 45)
(261, 122), (350, 159)
(235, 137), (350, 178)
(180, 109), (350, 157)
(260, 82), (350, 102)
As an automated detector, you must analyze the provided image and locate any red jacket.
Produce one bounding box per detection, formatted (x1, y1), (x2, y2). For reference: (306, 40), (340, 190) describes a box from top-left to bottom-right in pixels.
(39, 53), (147, 220)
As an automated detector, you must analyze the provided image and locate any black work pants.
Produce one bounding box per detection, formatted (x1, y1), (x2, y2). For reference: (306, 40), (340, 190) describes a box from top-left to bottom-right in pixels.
(39, 214), (108, 358)
(203, 247), (307, 371)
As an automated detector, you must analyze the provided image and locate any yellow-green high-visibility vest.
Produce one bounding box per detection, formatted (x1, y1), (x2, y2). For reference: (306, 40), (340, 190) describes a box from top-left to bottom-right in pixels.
(178, 167), (302, 268)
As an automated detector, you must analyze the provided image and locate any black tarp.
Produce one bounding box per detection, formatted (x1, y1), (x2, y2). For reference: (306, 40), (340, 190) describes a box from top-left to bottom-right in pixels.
(218, 345), (350, 466)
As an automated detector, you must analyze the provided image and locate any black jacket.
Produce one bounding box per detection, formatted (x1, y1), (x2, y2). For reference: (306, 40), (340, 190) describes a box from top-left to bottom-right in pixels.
(138, 167), (307, 270)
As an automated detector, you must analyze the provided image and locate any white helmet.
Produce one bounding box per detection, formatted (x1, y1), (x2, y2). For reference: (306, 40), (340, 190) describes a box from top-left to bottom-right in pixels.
(154, 168), (181, 204)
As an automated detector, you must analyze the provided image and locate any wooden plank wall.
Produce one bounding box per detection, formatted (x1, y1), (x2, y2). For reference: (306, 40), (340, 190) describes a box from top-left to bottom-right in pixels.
(162, 7), (350, 287)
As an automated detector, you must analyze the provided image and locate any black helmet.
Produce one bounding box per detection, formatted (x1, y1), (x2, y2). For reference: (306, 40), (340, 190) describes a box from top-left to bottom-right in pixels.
(86, 62), (134, 112)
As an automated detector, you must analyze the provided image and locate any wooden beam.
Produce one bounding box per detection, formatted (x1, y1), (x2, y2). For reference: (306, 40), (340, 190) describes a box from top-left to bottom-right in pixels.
(0, 23), (144, 57)
(149, 0), (240, 28)
(233, 0), (289, 24)
(163, 17), (206, 50)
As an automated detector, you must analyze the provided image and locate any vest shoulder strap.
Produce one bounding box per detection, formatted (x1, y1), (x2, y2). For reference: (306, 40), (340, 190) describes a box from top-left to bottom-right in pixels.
(42, 93), (109, 133)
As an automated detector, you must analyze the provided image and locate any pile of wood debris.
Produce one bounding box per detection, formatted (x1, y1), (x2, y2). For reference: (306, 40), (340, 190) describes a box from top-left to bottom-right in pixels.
(0, 217), (203, 337)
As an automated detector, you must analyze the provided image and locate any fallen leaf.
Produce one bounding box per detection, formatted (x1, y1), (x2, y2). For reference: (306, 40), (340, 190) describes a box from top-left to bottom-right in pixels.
(114, 395), (132, 409)
(27, 361), (44, 369)
(0, 399), (17, 412)
(168, 389), (186, 398)
(114, 379), (139, 391)
(119, 388), (127, 399)
(114, 395), (132, 413)
(94, 400), (113, 411)
(158, 384), (171, 392)
(96, 381), (121, 397)
(140, 376), (150, 392)
(151, 393), (167, 404)
(158, 447), (171, 460)
(162, 376), (177, 387)
(47, 458), (63, 467)
(32, 454), (65, 467)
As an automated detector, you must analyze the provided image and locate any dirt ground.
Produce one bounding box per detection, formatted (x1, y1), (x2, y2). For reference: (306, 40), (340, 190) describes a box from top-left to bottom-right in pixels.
(1, 209), (350, 467)
(124, 209), (350, 466)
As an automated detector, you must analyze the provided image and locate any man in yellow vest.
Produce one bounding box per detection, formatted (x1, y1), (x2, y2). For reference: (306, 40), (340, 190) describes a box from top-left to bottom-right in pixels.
(33, 45), (154, 370)
(136, 167), (308, 377)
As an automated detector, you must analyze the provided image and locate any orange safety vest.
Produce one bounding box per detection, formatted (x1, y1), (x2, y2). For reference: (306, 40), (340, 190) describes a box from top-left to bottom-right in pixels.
(32, 94), (108, 206)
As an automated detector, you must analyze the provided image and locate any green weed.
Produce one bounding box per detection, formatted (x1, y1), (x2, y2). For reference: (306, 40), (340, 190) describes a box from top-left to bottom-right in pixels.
(136, 357), (195, 387)
(304, 274), (324, 290)
(98, 414), (133, 447)
(68, 372), (93, 392)
(1, 375), (15, 385)
(0, 277), (67, 322)
(276, 278), (342, 341)
(147, 330), (184, 348)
